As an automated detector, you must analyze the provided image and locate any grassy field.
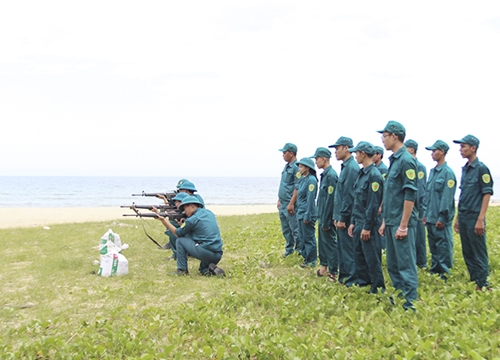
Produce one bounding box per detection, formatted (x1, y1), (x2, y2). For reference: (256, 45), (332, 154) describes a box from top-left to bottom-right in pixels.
(1, 210), (499, 359)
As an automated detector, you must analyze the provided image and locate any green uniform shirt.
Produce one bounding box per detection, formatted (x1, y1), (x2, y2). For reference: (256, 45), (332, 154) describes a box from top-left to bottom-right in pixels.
(416, 160), (427, 215)
(382, 146), (418, 227)
(176, 208), (223, 252)
(278, 160), (300, 202)
(317, 165), (338, 226)
(376, 162), (388, 180)
(296, 173), (318, 222)
(352, 163), (384, 230)
(424, 162), (456, 225)
(458, 158), (494, 216)
(333, 156), (360, 223)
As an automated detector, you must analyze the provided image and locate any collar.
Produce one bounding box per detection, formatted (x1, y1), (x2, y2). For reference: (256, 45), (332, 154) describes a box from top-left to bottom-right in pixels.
(464, 157), (479, 169)
(389, 146), (406, 162)
(321, 165), (332, 177)
(361, 163), (375, 174)
(341, 156), (354, 168)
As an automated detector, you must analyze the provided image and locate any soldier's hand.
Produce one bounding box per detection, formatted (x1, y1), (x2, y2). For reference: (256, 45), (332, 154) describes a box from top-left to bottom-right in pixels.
(347, 224), (354, 237)
(287, 203), (295, 215)
(422, 217), (427, 226)
(337, 221), (346, 230)
(474, 219), (485, 236)
(454, 220), (460, 234)
(379, 221), (385, 236)
(361, 229), (370, 241)
(277, 199), (280, 210)
(436, 221), (444, 230)
(395, 227), (408, 240)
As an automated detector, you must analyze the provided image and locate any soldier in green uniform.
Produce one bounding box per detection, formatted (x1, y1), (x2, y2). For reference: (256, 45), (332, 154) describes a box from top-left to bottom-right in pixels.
(278, 143), (302, 257)
(372, 146), (388, 250)
(347, 141), (385, 293)
(329, 136), (360, 286)
(312, 147), (339, 281)
(423, 140), (456, 280)
(405, 140), (428, 268)
(377, 121), (418, 310)
(453, 135), (493, 291)
(372, 146), (388, 180)
(158, 195), (225, 276)
(295, 157), (318, 268)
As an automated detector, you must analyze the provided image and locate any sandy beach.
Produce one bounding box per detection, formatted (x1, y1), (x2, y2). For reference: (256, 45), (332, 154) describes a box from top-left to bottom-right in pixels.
(0, 205), (278, 229)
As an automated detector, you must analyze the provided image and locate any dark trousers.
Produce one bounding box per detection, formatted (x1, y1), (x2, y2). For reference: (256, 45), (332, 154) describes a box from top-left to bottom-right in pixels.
(353, 226), (385, 293)
(176, 237), (222, 275)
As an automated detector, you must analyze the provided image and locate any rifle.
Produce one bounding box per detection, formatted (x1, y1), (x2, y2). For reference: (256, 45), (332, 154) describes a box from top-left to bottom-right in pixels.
(120, 203), (176, 211)
(123, 211), (185, 221)
(131, 191), (178, 206)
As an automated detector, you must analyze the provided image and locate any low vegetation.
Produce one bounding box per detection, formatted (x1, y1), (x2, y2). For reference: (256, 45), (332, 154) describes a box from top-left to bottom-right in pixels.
(1, 210), (499, 359)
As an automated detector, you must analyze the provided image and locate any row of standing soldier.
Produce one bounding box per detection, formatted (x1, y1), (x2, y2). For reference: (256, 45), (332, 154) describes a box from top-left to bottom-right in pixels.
(277, 120), (493, 311)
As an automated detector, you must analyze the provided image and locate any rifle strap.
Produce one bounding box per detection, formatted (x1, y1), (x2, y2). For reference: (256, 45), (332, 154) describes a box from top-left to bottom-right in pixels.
(140, 220), (163, 249)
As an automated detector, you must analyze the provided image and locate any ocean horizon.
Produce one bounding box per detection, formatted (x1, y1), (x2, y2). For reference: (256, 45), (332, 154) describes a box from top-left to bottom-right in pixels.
(0, 176), (280, 208)
(1, 175), (499, 208)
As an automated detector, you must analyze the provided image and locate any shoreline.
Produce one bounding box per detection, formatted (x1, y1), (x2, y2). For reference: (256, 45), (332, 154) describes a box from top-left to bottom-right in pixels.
(0, 205), (278, 229)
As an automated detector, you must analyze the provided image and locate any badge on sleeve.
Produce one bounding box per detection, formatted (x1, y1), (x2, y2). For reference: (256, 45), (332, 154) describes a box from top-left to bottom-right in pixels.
(181, 223), (186, 228)
(372, 182), (380, 192)
(308, 184), (315, 192)
(296, 172), (302, 179)
(406, 169), (416, 180)
(447, 179), (455, 188)
(418, 171), (425, 179)
(328, 186), (334, 194)
(482, 174), (491, 184)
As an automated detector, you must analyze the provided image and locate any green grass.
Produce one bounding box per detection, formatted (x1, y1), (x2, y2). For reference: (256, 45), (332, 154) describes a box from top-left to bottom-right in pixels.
(0, 210), (499, 359)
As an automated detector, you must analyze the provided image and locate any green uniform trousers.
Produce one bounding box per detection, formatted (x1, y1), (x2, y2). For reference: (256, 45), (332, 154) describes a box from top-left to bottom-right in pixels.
(385, 225), (418, 309)
(458, 215), (489, 288)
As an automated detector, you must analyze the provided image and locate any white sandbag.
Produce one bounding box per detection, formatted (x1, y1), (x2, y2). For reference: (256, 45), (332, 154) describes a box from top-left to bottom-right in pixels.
(97, 253), (129, 277)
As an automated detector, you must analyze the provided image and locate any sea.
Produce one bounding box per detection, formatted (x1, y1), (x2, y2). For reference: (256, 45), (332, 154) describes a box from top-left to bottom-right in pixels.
(0, 176), (280, 207)
(1, 176), (499, 208)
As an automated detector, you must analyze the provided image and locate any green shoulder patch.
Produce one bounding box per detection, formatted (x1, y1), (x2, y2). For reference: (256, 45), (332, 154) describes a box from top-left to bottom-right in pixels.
(447, 179), (455, 188)
(296, 171), (302, 179)
(482, 174), (491, 184)
(418, 171), (424, 179)
(328, 185), (334, 194)
(372, 182), (380, 192)
(406, 169), (416, 180)
(181, 223), (186, 228)
(308, 184), (315, 192)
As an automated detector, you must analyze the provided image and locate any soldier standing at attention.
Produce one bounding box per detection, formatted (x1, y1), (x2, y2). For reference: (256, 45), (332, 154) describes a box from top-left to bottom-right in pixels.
(423, 140), (456, 280)
(347, 141), (385, 294)
(278, 143), (302, 257)
(453, 135), (493, 291)
(405, 140), (428, 269)
(295, 158), (319, 268)
(377, 121), (418, 310)
(313, 147), (339, 281)
(372, 146), (388, 180)
(329, 136), (359, 286)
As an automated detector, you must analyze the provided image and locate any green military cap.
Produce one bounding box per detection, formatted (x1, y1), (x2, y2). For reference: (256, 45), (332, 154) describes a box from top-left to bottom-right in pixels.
(172, 192), (189, 202)
(176, 178), (190, 189)
(377, 120), (406, 136)
(373, 146), (384, 155)
(279, 143), (297, 152)
(178, 181), (197, 192)
(296, 157), (316, 171)
(328, 136), (354, 148)
(180, 195), (204, 210)
(404, 139), (419, 150)
(348, 141), (375, 155)
(311, 147), (331, 158)
(425, 140), (450, 152)
(453, 134), (480, 148)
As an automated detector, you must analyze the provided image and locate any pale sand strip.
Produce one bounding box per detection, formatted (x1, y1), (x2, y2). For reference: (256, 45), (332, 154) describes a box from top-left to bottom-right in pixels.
(0, 205), (278, 229)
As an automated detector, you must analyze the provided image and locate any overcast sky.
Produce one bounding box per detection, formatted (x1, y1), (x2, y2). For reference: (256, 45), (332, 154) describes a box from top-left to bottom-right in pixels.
(1, 1), (499, 177)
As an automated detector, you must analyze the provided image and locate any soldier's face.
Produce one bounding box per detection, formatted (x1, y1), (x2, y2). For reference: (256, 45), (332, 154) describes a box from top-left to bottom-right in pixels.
(283, 151), (293, 163)
(431, 149), (444, 162)
(381, 132), (395, 150)
(183, 204), (197, 217)
(355, 151), (364, 164)
(372, 153), (381, 163)
(315, 157), (326, 169)
(298, 164), (309, 176)
(335, 146), (348, 161)
(459, 143), (476, 158)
